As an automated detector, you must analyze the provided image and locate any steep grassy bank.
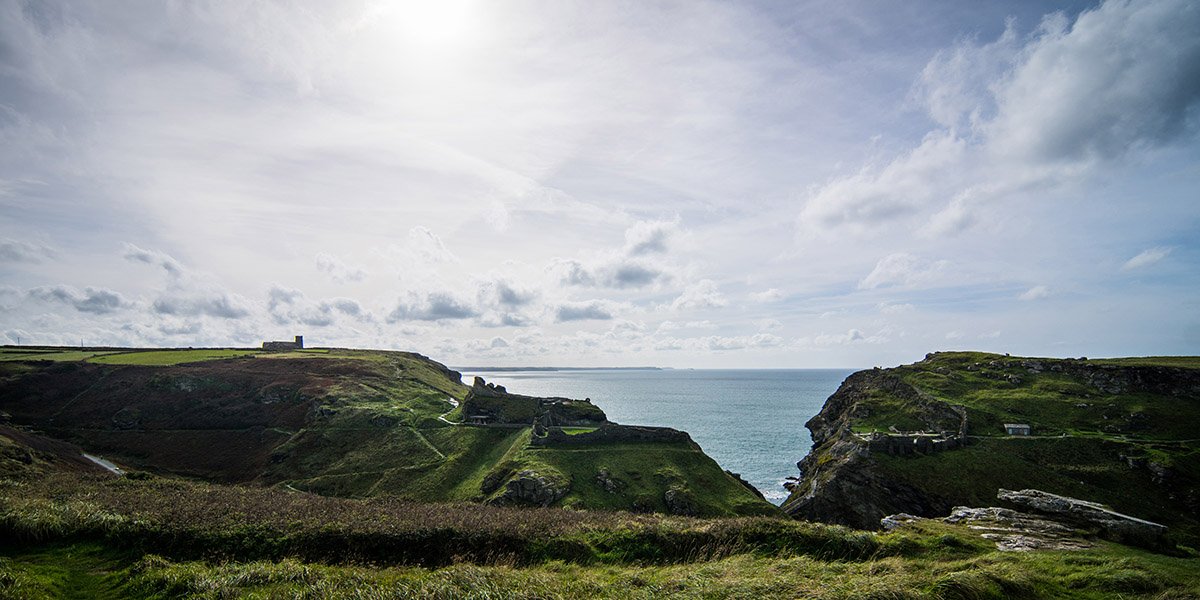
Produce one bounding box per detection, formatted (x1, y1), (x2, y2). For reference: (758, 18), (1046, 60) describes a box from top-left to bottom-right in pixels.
(0, 346), (772, 516)
(782, 352), (1200, 544)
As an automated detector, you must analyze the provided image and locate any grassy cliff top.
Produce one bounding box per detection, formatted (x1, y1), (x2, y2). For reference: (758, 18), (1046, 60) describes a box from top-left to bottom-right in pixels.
(0, 345), (772, 517)
(802, 350), (1200, 543)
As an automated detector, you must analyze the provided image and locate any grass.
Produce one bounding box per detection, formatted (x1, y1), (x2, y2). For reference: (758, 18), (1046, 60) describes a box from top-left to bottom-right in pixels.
(562, 427), (599, 435)
(0, 486), (1197, 599)
(800, 350), (1200, 544)
(87, 349), (260, 366)
(0, 349), (121, 362)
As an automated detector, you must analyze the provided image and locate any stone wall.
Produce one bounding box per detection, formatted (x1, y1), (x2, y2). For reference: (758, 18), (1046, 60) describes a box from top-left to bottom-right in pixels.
(863, 432), (964, 456)
(530, 423), (693, 447)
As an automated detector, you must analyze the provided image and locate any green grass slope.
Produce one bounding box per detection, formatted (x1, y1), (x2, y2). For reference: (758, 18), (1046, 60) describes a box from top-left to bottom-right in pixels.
(0, 472), (1196, 599)
(0, 346), (772, 516)
(786, 351), (1200, 543)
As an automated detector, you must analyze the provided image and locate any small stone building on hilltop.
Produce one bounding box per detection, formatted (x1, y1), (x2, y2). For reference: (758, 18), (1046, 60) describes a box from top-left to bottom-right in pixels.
(262, 335), (304, 351)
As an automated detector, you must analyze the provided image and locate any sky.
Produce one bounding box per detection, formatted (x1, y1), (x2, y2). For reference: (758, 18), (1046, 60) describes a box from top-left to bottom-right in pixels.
(1, 0), (1198, 368)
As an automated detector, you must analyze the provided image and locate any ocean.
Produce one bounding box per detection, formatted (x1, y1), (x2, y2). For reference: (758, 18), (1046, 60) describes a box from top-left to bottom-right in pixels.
(458, 368), (855, 504)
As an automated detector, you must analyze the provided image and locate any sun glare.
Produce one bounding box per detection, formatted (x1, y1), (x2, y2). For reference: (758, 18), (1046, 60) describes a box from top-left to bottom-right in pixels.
(391, 0), (478, 47)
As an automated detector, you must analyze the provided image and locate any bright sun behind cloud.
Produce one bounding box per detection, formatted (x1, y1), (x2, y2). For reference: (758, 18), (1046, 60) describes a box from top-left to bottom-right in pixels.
(387, 0), (479, 48)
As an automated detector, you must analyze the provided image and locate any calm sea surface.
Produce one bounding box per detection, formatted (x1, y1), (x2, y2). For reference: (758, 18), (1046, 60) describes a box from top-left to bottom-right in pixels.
(458, 368), (855, 504)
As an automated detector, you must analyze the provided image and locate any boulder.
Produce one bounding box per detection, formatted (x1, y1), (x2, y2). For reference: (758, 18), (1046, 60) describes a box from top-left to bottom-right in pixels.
(490, 469), (569, 507)
(664, 487), (700, 516)
(998, 488), (1168, 549)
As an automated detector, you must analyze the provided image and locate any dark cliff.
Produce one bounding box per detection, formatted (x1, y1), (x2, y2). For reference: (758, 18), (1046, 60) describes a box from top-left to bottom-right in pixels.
(781, 352), (1200, 543)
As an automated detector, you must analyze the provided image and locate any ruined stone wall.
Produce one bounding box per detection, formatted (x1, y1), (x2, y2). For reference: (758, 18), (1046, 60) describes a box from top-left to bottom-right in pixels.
(530, 424), (693, 447)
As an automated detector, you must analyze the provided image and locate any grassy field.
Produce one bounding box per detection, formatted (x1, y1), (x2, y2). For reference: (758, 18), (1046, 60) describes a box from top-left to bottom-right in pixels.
(86, 349), (261, 366)
(0, 474), (1197, 599)
(0, 348), (121, 362)
(0, 347), (771, 516)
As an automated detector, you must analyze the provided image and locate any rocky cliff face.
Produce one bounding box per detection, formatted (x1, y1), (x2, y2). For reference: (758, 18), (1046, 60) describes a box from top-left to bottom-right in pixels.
(781, 352), (1200, 542)
(780, 369), (961, 528)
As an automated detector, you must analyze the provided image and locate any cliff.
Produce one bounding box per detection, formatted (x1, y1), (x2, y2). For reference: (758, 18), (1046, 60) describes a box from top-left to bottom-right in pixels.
(781, 352), (1200, 544)
(0, 346), (775, 517)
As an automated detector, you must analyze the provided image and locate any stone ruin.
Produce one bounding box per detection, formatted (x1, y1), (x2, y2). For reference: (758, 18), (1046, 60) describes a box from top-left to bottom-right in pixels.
(262, 335), (304, 351)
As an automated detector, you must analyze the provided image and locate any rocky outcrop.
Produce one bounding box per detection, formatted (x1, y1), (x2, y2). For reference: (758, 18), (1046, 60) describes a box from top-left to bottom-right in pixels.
(998, 488), (1168, 549)
(781, 369), (960, 528)
(664, 487), (700, 516)
(488, 469), (570, 507)
(783, 353), (1199, 542)
(885, 506), (1095, 551)
(462, 377), (607, 425)
(884, 488), (1170, 552)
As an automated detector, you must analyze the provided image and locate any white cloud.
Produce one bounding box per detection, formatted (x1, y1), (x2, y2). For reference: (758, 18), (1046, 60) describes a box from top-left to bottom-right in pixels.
(749, 288), (783, 302)
(623, 218), (679, 256)
(877, 302), (915, 314)
(27, 285), (130, 314)
(122, 242), (183, 277)
(267, 285), (370, 327)
(804, 328), (889, 346)
(0, 238), (55, 263)
(388, 292), (478, 322)
(669, 279), (727, 311)
(554, 300), (617, 322)
(801, 0), (1200, 235)
(858, 254), (948, 290)
(1019, 285), (1050, 301)
(1121, 247), (1171, 271)
(315, 252), (368, 283)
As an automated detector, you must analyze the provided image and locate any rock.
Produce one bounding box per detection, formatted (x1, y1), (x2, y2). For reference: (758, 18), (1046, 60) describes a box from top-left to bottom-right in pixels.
(885, 507), (1094, 551)
(489, 469), (569, 507)
(664, 487), (700, 516)
(595, 468), (626, 493)
(998, 488), (1168, 549)
(880, 513), (922, 531)
(942, 506), (1096, 551)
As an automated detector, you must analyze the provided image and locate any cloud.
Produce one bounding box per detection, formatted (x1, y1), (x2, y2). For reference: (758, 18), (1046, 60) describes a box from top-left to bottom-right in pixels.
(122, 242), (183, 277)
(153, 293), (251, 319)
(552, 220), (680, 290)
(801, 328), (889, 346)
(555, 300), (616, 322)
(623, 219), (679, 256)
(1121, 246), (1172, 271)
(27, 285), (129, 314)
(704, 333), (783, 350)
(404, 227), (459, 265)
(315, 252), (368, 283)
(267, 285), (368, 327)
(553, 258), (669, 289)
(670, 279), (727, 310)
(610, 263), (665, 288)
(1018, 285), (1050, 301)
(749, 288), (783, 303)
(800, 0), (1200, 235)
(388, 292), (478, 322)
(0, 238), (55, 263)
(482, 279), (536, 308)
(858, 254), (947, 290)
(656, 320), (717, 332)
(877, 302), (915, 314)
(122, 243), (253, 319)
